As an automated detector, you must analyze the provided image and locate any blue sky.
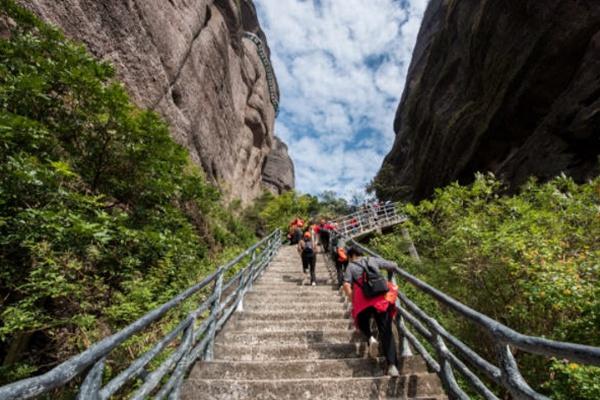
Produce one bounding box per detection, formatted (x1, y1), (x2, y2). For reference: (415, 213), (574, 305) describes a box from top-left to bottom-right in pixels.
(254, 0), (428, 199)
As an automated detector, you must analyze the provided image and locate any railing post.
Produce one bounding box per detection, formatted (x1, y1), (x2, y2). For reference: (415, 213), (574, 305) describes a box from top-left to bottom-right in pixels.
(398, 315), (414, 357)
(77, 358), (105, 400)
(434, 334), (469, 400)
(236, 250), (256, 313)
(401, 227), (421, 262)
(496, 344), (549, 400)
(204, 269), (224, 361)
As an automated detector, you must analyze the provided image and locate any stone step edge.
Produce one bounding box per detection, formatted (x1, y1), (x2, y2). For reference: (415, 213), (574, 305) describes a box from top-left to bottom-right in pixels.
(187, 374), (439, 383)
(221, 329), (355, 335)
(197, 356), (418, 365)
(230, 318), (352, 323)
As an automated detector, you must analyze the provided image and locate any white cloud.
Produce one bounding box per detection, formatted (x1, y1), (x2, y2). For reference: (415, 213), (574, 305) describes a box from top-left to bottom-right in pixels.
(255, 0), (427, 197)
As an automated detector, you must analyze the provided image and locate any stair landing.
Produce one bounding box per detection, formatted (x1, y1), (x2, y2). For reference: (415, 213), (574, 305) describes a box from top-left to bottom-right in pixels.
(181, 245), (446, 399)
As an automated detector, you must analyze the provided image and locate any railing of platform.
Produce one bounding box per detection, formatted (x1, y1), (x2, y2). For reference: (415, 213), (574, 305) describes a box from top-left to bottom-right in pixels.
(340, 235), (600, 400)
(333, 201), (406, 238)
(0, 230), (281, 400)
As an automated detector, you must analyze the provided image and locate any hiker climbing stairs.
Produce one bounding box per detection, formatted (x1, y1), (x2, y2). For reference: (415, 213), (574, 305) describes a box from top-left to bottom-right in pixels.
(181, 245), (446, 399)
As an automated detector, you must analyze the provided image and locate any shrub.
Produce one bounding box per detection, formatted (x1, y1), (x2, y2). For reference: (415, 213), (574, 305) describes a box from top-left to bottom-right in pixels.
(371, 173), (600, 398)
(0, 1), (253, 383)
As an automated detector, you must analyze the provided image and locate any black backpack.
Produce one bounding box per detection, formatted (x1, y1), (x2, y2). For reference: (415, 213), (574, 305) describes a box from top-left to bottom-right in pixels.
(356, 258), (389, 298)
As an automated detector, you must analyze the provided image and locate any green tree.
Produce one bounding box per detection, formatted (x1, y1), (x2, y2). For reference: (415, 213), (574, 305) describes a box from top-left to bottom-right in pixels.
(0, 1), (254, 384)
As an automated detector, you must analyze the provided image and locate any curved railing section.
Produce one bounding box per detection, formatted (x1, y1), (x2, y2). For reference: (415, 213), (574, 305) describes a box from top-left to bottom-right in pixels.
(0, 230), (282, 400)
(242, 31), (280, 116)
(337, 232), (600, 400)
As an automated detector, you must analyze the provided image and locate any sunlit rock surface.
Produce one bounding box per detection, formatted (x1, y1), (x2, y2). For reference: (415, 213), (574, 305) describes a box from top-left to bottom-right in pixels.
(21, 0), (294, 203)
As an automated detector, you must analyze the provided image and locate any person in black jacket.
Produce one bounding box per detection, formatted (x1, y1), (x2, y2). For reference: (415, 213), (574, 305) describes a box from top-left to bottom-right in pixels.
(297, 231), (317, 285)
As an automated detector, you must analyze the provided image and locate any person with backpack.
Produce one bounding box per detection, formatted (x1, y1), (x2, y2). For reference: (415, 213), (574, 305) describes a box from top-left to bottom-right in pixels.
(342, 247), (400, 376)
(288, 218), (305, 245)
(334, 240), (349, 289)
(316, 219), (334, 253)
(297, 231), (317, 286)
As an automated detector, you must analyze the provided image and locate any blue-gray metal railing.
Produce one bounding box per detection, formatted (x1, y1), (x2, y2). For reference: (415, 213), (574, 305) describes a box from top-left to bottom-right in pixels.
(242, 32), (280, 115)
(336, 230), (600, 400)
(333, 201), (406, 238)
(0, 229), (282, 400)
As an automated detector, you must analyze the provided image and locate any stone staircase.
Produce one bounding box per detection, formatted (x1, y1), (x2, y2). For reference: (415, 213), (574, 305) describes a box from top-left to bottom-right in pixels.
(181, 245), (446, 399)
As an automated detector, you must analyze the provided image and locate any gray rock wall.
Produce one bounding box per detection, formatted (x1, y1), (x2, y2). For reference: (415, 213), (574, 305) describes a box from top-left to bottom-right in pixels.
(375, 0), (600, 201)
(262, 137), (295, 194)
(21, 0), (294, 203)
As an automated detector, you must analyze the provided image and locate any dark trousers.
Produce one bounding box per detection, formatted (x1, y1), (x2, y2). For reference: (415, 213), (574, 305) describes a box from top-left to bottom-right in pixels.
(335, 260), (348, 288)
(301, 252), (316, 283)
(320, 230), (330, 253)
(357, 305), (397, 365)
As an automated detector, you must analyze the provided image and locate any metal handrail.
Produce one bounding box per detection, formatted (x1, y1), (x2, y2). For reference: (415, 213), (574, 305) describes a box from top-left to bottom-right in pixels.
(0, 230), (282, 400)
(343, 237), (600, 400)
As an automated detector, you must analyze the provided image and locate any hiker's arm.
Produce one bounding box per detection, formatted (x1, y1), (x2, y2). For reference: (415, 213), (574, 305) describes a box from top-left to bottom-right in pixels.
(342, 282), (352, 301)
(374, 257), (398, 272)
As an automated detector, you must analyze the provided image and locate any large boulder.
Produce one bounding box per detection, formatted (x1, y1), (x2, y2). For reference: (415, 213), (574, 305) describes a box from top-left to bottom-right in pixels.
(374, 0), (600, 201)
(21, 0), (294, 204)
(262, 137), (295, 194)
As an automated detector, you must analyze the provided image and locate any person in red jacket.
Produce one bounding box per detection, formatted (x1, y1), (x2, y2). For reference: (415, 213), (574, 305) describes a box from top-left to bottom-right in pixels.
(342, 247), (399, 377)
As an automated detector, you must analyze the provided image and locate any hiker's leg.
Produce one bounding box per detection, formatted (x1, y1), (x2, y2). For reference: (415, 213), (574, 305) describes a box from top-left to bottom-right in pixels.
(356, 308), (373, 338)
(374, 306), (397, 365)
(309, 254), (316, 284)
(335, 261), (343, 288)
(301, 254), (309, 273)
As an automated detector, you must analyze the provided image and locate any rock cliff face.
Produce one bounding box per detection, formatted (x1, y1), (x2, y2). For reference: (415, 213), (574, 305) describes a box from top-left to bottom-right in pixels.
(262, 136), (295, 194)
(375, 0), (600, 201)
(21, 0), (294, 203)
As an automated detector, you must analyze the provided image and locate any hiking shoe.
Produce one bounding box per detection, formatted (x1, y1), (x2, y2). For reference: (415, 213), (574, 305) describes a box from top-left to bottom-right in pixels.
(387, 364), (400, 377)
(368, 336), (379, 359)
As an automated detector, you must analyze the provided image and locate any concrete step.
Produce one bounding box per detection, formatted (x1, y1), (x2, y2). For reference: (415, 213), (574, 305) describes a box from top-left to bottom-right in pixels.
(188, 358), (384, 380)
(255, 276), (335, 284)
(227, 318), (353, 332)
(243, 294), (346, 305)
(236, 310), (349, 321)
(189, 356), (429, 380)
(243, 300), (348, 312)
(248, 287), (339, 295)
(181, 374), (445, 400)
(217, 329), (362, 345)
(251, 284), (338, 292)
(214, 342), (368, 361)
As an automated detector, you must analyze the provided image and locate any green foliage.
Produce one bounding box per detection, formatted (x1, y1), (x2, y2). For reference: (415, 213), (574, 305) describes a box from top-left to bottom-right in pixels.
(370, 173), (600, 399)
(242, 190), (352, 239)
(0, 1), (254, 383)
(258, 190), (320, 232)
(242, 190), (318, 233)
(317, 191), (352, 216)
